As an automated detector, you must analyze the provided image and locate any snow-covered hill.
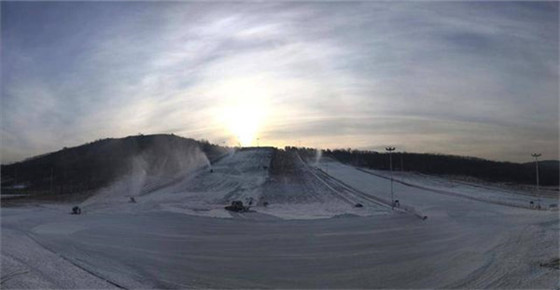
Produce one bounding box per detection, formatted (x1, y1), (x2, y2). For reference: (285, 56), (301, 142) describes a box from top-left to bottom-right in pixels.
(2, 148), (558, 288)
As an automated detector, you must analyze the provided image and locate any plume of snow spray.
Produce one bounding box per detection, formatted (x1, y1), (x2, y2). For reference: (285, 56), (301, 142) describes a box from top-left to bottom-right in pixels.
(81, 156), (148, 208)
(82, 140), (211, 209)
(314, 149), (323, 165)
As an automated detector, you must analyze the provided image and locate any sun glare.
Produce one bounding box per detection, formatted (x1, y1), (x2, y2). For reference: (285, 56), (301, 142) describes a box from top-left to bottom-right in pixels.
(230, 105), (260, 146)
(215, 77), (271, 147)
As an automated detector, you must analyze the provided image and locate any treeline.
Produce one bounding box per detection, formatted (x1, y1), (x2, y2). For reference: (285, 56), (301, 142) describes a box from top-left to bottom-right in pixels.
(288, 147), (559, 186)
(1, 134), (228, 195)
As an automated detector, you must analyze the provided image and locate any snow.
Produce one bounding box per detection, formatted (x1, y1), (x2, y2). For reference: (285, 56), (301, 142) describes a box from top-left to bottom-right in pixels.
(360, 166), (558, 210)
(78, 148), (389, 220)
(316, 157), (559, 217)
(256, 201), (382, 220)
(1, 150), (558, 288)
(1, 208), (119, 289)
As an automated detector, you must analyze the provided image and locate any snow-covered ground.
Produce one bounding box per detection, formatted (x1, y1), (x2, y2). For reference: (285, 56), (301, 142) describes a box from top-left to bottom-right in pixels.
(77, 148), (388, 220)
(315, 158), (558, 215)
(1, 149), (558, 288)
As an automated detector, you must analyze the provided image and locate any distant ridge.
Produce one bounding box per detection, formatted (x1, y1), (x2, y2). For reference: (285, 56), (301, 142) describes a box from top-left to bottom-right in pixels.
(1, 134), (227, 195)
(2, 135), (558, 198)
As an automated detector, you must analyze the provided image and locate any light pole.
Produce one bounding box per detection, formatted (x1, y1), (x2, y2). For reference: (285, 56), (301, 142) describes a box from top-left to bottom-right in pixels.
(50, 167), (54, 194)
(531, 153), (541, 208)
(386, 147), (396, 208)
(257, 138), (260, 147)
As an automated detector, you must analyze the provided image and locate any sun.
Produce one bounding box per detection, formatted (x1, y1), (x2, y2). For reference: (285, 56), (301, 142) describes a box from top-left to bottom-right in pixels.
(215, 77), (270, 147)
(230, 104), (260, 146)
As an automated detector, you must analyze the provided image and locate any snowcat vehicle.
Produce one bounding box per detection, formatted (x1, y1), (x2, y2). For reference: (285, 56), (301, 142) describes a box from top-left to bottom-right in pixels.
(225, 200), (249, 212)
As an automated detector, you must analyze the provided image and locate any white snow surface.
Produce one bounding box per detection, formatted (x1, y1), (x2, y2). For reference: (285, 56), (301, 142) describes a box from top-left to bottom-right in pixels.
(1, 150), (558, 288)
(79, 148), (388, 220)
(316, 158), (559, 216)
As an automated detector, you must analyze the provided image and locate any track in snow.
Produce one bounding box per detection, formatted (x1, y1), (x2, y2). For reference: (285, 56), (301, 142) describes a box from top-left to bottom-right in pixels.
(311, 167), (426, 219)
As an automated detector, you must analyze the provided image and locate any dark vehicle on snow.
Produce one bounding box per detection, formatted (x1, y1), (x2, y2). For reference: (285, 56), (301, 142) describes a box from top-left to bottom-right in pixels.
(225, 201), (250, 212)
(71, 206), (82, 215)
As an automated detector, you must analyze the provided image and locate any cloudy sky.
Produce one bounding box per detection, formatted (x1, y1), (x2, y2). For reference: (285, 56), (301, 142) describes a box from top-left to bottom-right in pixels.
(1, 1), (558, 163)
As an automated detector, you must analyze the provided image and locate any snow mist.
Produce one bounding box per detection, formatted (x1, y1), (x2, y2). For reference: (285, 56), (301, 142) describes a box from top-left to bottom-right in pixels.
(314, 149), (323, 165)
(82, 140), (211, 209)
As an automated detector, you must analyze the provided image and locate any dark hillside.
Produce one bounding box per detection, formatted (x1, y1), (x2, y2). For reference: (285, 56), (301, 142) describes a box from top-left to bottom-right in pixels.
(1, 134), (227, 196)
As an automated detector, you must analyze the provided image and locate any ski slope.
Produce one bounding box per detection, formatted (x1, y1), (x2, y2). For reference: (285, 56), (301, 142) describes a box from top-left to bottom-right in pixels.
(2, 149), (558, 288)
(315, 158), (559, 217)
(77, 148), (389, 220)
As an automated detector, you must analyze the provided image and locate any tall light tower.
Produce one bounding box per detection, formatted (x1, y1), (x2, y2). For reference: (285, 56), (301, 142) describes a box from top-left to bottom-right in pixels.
(386, 147), (396, 208)
(50, 167), (54, 194)
(531, 153), (541, 208)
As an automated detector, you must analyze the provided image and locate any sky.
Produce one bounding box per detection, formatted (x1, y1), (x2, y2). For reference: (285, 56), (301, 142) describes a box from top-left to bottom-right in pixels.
(1, 1), (558, 164)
